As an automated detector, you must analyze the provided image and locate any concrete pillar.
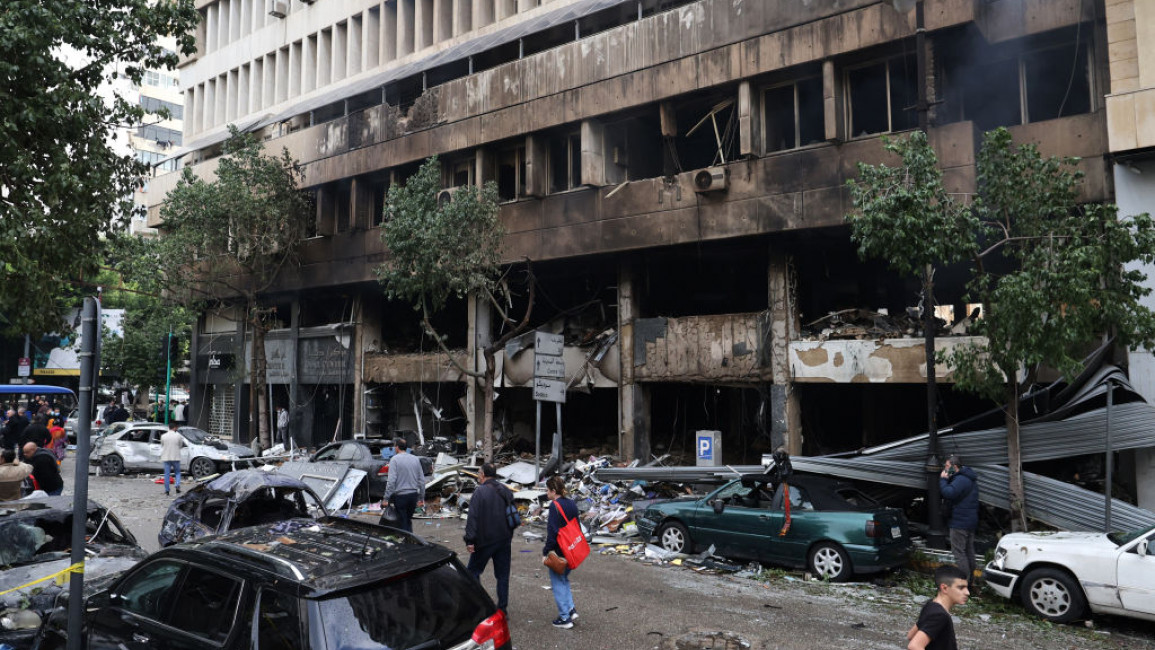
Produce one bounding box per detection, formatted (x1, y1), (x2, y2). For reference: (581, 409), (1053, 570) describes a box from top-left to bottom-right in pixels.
(453, 0), (472, 36)
(525, 134), (548, 197)
(580, 119), (606, 187)
(398, 0), (415, 57)
(465, 294), (492, 447)
(433, 0), (453, 43)
(351, 177), (375, 228)
(618, 259), (650, 461)
(288, 298), (300, 444)
(738, 80), (762, 157)
(767, 249), (801, 454)
(233, 312), (247, 443)
(822, 60), (843, 143)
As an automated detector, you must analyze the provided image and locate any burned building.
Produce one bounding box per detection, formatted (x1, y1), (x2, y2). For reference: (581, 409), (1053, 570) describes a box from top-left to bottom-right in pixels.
(154, 1), (1121, 475)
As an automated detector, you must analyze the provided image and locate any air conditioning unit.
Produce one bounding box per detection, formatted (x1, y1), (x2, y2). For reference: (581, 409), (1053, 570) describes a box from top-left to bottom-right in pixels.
(693, 167), (729, 193)
(436, 186), (463, 207)
(268, 0), (287, 18)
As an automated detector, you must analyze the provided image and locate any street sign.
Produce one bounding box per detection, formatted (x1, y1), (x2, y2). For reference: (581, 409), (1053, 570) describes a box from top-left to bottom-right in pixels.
(17, 358), (30, 378)
(533, 377), (567, 403)
(534, 355), (565, 379)
(535, 331), (564, 357)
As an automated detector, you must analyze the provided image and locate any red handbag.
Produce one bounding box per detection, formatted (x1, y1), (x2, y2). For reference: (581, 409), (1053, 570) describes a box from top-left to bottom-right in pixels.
(554, 501), (590, 570)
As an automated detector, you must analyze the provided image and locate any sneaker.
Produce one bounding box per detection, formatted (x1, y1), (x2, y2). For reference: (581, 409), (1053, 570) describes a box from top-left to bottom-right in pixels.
(164, 491), (170, 496)
(569, 609), (578, 621)
(175, 486), (181, 493)
(551, 617), (573, 629)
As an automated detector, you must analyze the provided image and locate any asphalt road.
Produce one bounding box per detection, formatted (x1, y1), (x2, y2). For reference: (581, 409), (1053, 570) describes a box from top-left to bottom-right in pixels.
(60, 455), (1155, 650)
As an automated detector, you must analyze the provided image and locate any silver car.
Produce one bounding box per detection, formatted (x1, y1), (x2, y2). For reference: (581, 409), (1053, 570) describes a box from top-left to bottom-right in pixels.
(90, 423), (257, 479)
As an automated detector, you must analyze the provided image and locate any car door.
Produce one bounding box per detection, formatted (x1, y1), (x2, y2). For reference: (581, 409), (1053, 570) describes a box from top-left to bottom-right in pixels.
(1117, 529), (1155, 615)
(718, 486), (784, 563)
(689, 481), (760, 555)
(764, 484), (818, 566)
(149, 429), (192, 468)
(115, 428), (154, 468)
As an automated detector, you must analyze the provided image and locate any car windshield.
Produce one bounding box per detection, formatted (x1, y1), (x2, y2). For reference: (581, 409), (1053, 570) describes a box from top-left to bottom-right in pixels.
(311, 560), (491, 649)
(179, 427), (210, 444)
(1108, 526), (1155, 546)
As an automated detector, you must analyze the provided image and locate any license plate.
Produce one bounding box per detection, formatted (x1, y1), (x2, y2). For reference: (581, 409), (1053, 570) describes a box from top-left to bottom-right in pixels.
(891, 526), (902, 538)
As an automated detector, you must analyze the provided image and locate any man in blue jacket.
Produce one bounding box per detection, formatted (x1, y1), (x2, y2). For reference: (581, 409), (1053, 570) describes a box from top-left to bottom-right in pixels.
(940, 454), (980, 591)
(464, 463), (514, 613)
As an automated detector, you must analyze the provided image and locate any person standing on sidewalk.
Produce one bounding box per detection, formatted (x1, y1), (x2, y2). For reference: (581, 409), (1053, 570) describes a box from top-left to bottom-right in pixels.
(0, 449), (32, 501)
(22, 442), (63, 496)
(543, 475), (580, 629)
(907, 565), (970, 650)
(940, 454), (980, 590)
(464, 463), (515, 614)
(381, 436), (423, 532)
(160, 421), (184, 496)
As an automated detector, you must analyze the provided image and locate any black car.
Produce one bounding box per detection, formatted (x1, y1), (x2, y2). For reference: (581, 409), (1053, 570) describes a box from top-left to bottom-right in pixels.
(308, 439), (434, 502)
(38, 516), (511, 650)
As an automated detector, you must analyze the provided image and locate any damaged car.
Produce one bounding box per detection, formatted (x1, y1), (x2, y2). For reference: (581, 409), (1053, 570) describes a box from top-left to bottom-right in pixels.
(983, 523), (1155, 623)
(158, 469), (328, 547)
(306, 438), (434, 502)
(91, 422), (257, 479)
(0, 497), (145, 647)
(636, 474), (911, 581)
(38, 517), (511, 650)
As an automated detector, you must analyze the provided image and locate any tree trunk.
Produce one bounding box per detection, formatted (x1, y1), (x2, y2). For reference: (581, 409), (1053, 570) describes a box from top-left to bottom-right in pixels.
(1005, 375), (1027, 531)
(482, 347), (497, 461)
(248, 303), (272, 450)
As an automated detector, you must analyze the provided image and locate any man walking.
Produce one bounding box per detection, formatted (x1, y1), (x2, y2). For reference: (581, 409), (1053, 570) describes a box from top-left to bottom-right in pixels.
(160, 421), (184, 496)
(22, 442), (63, 496)
(940, 454), (980, 590)
(464, 463), (515, 613)
(276, 406), (290, 449)
(907, 565), (970, 649)
(381, 436), (423, 532)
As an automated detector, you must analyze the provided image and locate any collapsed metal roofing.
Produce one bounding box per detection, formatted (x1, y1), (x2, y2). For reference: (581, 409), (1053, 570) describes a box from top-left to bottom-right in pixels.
(598, 363), (1155, 532)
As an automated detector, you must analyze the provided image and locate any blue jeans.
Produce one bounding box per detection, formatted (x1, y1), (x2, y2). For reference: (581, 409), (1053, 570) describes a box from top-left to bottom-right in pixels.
(468, 541), (512, 610)
(392, 492), (419, 532)
(163, 460), (181, 493)
(548, 567), (574, 621)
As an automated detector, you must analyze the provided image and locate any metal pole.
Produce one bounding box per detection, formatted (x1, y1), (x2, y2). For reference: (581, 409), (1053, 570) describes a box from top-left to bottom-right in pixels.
(1105, 382), (1114, 532)
(165, 330), (173, 425)
(67, 297), (99, 650)
(534, 400), (542, 483)
(555, 401), (563, 466)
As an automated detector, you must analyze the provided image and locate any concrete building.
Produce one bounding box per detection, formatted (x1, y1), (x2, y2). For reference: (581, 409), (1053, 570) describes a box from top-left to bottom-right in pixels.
(1107, 0), (1155, 510)
(129, 36), (186, 237)
(153, 0), (1117, 471)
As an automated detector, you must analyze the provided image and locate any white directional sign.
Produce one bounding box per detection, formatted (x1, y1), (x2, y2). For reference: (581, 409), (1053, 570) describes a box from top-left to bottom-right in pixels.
(535, 331), (564, 357)
(533, 377), (567, 403)
(534, 355), (565, 379)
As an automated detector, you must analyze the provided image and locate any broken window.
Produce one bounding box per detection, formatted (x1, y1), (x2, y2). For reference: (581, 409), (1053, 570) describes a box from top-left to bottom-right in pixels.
(762, 77), (825, 152)
(445, 156), (474, 188)
(496, 145), (527, 201)
(845, 54), (918, 137)
(1023, 43), (1091, 122)
(258, 589), (304, 650)
(548, 131), (582, 193)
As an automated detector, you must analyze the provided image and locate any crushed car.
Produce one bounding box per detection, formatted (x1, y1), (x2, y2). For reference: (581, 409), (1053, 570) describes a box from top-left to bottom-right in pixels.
(38, 517), (511, 650)
(0, 497), (145, 647)
(983, 523), (1155, 623)
(303, 438), (433, 503)
(635, 473), (912, 581)
(158, 469), (328, 547)
(91, 423), (257, 479)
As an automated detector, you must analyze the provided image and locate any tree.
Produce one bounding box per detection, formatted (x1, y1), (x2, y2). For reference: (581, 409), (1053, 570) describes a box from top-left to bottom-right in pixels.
(146, 128), (313, 448)
(97, 269), (193, 395)
(0, 0), (198, 336)
(377, 157), (534, 460)
(848, 127), (1155, 530)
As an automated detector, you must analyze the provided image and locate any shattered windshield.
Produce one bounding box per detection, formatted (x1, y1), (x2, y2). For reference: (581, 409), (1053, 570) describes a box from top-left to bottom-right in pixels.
(179, 427), (210, 444)
(1108, 526), (1155, 546)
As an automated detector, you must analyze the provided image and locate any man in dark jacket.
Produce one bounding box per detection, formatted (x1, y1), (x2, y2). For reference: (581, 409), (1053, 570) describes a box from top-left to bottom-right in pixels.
(23, 442), (63, 496)
(2, 409), (29, 450)
(464, 463), (515, 613)
(20, 415), (52, 451)
(940, 454), (980, 590)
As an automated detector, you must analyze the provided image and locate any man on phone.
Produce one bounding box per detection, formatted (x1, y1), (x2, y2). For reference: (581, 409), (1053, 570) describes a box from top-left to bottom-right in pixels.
(940, 455), (980, 592)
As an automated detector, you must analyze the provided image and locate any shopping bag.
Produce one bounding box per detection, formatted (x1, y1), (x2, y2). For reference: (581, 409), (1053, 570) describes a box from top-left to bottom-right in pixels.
(378, 503), (400, 526)
(554, 501), (590, 569)
(543, 550), (568, 575)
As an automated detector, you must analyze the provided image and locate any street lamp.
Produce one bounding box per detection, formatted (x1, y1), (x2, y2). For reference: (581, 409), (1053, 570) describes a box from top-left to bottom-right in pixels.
(891, 0), (946, 550)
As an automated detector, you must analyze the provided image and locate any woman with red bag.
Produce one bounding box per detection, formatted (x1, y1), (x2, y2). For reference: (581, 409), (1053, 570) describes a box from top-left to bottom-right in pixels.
(543, 476), (580, 629)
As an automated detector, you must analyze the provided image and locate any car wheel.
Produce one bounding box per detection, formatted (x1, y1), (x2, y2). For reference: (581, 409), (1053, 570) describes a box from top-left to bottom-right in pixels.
(189, 456), (216, 479)
(657, 521), (691, 554)
(808, 542), (852, 582)
(100, 454), (124, 476)
(1020, 567), (1086, 623)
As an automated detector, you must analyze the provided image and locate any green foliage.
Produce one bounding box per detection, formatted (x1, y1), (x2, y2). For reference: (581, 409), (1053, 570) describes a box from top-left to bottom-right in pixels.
(97, 262), (193, 389)
(0, 0), (198, 336)
(153, 127), (313, 303)
(847, 131), (979, 276)
(377, 156), (504, 315)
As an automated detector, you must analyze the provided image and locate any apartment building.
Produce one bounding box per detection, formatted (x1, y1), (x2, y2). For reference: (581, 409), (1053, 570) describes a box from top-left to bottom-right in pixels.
(154, 0), (1114, 467)
(130, 36), (185, 236)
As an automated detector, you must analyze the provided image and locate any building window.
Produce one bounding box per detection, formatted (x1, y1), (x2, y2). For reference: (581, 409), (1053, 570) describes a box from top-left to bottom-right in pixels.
(448, 158), (474, 188)
(549, 132), (581, 193)
(143, 70), (180, 88)
(140, 96), (185, 120)
(135, 125), (183, 146)
(844, 54), (918, 138)
(762, 77), (824, 152)
(496, 146), (526, 201)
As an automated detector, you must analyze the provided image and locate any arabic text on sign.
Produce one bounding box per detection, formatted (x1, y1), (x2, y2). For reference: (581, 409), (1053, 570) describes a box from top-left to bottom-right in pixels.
(534, 331), (564, 357)
(533, 378), (566, 403)
(534, 355), (565, 379)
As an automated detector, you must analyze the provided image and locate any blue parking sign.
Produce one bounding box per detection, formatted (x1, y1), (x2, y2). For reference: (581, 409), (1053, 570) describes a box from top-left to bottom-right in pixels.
(697, 435), (713, 461)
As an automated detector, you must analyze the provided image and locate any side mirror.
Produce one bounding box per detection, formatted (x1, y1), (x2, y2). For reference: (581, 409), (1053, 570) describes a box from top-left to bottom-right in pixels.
(1139, 540), (1149, 557)
(711, 499), (725, 515)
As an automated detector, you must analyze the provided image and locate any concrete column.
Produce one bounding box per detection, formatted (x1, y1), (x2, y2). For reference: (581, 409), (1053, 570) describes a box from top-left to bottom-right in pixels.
(472, 0), (494, 29)
(415, 0), (432, 51)
(205, 3), (218, 53)
(189, 315), (202, 428)
(350, 177), (374, 228)
(767, 249), (801, 454)
(525, 134), (548, 197)
(233, 311), (247, 443)
(580, 119), (606, 186)
(383, 2), (397, 63)
(738, 80), (762, 157)
(398, 0), (415, 57)
(822, 59), (843, 143)
(365, 7), (381, 69)
(465, 293), (492, 447)
(288, 298), (300, 443)
(453, 0), (472, 35)
(433, 0), (453, 43)
(618, 259), (650, 461)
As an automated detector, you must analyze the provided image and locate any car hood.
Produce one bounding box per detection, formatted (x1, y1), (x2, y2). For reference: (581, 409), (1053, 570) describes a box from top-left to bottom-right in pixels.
(997, 531), (1116, 550)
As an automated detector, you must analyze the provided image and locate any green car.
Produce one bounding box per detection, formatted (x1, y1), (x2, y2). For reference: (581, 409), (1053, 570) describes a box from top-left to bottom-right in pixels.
(635, 474), (912, 581)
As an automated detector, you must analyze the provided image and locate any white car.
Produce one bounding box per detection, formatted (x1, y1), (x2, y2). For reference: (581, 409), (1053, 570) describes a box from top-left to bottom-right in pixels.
(90, 422), (258, 480)
(983, 525), (1155, 623)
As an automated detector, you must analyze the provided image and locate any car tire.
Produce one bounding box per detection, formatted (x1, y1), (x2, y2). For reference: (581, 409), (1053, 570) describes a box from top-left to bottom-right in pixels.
(657, 521), (692, 554)
(100, 454), (124, 476)
(189, 456), (216, 480)
(1020, 567), (1086, 623)
(808, 542), (852, 582)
